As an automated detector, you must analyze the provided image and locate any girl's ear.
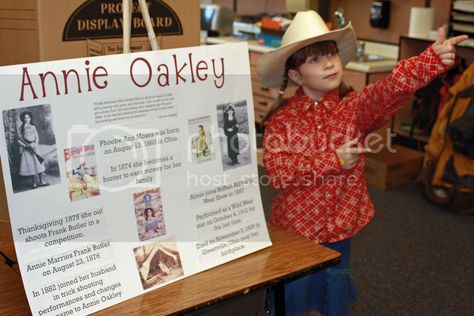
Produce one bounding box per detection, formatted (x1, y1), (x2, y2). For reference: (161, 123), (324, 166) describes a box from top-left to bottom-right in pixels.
(288, 69), (302, 86)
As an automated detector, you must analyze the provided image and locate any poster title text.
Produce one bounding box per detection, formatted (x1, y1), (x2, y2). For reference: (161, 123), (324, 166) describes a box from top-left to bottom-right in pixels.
(18, 53), (225, 102)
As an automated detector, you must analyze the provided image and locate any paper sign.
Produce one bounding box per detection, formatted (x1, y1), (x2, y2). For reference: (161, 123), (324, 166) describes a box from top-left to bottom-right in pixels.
(0, 42), (271, 315)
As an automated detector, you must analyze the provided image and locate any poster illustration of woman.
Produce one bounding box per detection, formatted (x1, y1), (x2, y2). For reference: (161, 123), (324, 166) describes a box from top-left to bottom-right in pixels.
(188, 116), (215, 163)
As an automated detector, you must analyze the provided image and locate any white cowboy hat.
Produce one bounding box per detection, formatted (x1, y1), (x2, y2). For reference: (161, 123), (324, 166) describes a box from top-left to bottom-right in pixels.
(257, 10), (358, 88)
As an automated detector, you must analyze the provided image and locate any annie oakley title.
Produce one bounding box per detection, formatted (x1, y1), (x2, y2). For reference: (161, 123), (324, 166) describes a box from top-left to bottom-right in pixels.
(18, 53), (226, 102)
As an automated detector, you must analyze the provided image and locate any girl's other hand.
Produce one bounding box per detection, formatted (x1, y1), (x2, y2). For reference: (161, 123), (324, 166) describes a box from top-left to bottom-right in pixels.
(432, 26), (468, 67)
(336, 138), (370, 170)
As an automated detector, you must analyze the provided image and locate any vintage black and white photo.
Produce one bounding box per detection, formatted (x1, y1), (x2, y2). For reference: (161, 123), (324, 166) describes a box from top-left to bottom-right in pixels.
(2, 104), (60, 193)
(216, 100), (251, 171)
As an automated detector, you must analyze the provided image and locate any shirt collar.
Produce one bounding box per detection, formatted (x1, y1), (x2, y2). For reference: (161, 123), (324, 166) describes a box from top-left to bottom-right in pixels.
(290, 87), (340, 112)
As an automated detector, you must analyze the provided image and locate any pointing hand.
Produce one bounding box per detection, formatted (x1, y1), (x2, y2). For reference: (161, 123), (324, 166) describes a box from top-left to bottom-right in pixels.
(432, 26), (468, 67)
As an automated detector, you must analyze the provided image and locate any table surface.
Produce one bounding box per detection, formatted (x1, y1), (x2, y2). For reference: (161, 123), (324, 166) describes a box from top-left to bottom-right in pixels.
(0, 221), (340, 315)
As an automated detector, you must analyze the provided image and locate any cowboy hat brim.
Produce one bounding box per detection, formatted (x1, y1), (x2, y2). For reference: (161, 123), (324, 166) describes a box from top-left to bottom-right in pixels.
(257, 22), (357, 88)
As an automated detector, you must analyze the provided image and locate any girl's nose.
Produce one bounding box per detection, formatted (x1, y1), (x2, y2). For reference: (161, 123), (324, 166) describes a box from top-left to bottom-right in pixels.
(323, 56), (334, 70)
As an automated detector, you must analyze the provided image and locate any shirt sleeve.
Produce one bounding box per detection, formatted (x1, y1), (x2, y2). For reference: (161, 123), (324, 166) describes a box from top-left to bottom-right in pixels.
(263, 116), (343, 189)
(353, 45), (449, 134)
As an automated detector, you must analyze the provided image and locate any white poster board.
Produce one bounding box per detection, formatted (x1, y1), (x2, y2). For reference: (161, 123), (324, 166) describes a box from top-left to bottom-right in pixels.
(0, 42), (271, 315)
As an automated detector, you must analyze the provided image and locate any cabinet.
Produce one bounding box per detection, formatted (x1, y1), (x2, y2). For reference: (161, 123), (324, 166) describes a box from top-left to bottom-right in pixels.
(342, 69), (390, 92)
(249, 52), (275, 125)
(392, 36), (474, 145)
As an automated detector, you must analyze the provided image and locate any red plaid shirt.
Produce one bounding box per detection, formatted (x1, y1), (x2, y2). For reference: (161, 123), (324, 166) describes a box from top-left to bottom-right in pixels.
(263, 46), (447, 242)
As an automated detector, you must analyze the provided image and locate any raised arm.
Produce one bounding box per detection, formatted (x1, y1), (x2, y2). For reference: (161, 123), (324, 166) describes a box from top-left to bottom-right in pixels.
(354, 27), (468, 134)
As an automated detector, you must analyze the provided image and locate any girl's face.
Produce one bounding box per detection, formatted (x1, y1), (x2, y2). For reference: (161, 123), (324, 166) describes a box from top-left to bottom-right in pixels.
(289, 52), (343, 100)
(23, 114), (31, 124)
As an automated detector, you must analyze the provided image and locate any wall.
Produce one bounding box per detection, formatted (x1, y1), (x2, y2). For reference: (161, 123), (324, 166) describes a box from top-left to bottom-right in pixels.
(211, 0), (452, 44)
(212, 0), (287, 15)
(329, 0), (451, 44)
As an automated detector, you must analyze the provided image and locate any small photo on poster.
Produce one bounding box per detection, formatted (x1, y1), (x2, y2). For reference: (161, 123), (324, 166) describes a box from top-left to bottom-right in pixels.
(64, 145), (100, 201)
(188, 116), (215, 163)
(133, 188), (166, 241)
(216, 100), (251, 171)
(133, 239), (184, 290)
(2, 104), (60, 193)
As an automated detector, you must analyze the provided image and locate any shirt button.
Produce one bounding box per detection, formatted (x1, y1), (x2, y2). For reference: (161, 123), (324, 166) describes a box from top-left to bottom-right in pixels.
(317, 124), (322, 130)
(326, 193), (333, 199)
(314, 101), (319, 106)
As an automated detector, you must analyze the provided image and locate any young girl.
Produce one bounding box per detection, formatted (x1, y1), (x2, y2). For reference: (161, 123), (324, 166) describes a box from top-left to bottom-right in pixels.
(257, 11), (467, 316)
(17, 110), (49, 189)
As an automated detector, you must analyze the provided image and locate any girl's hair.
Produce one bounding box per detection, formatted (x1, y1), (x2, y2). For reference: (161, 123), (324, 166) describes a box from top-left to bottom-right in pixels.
(225, 105), (235, 114)
(198, 125), (205, 135)
(261, 40), (353, 123)
(144, 207), (155, 219)
(224, 105), (235, 121)
(20, 110), (33, 122)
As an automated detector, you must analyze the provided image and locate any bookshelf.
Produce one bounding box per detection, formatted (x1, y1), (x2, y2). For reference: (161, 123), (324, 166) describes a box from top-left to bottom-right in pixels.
(449, 0), (474, 38)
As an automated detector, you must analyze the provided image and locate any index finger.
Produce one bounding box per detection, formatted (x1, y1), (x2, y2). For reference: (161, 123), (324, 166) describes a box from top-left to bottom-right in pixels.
(446, 34), (469, 46)
(435, 26), (446, 45)
(343, 138), (360, 146)
(344, 147), (371, 154)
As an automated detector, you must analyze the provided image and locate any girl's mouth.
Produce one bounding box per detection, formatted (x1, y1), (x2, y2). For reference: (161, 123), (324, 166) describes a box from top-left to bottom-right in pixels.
(324, 73), (337, 79)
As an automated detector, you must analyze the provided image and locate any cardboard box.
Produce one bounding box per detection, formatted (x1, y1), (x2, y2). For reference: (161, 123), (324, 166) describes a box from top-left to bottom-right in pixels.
(86, 38), (151, 56)
(364, 145), (424, 191)
(0, 0), (200, 65)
